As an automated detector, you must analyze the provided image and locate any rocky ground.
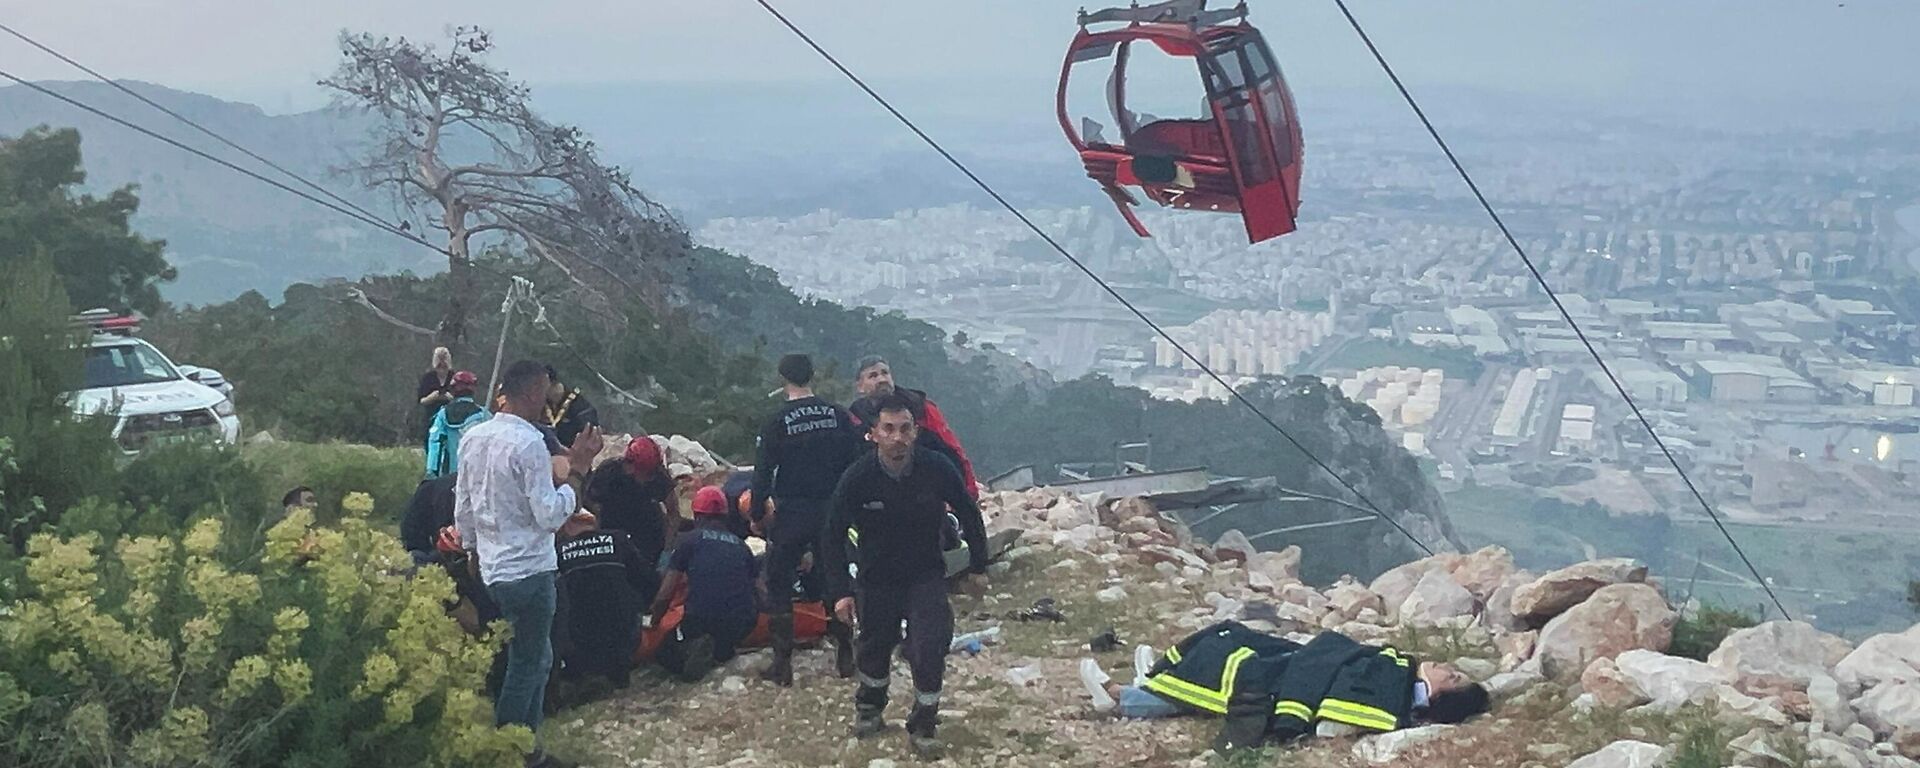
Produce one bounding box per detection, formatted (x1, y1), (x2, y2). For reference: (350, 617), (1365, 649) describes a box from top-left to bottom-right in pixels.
(543, 485), (1920, 768)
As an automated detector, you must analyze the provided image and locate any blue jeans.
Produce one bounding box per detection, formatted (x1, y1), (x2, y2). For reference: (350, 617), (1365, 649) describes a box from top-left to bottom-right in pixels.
(1117, 685), (1183, 719)
(488, 571), (557, 738)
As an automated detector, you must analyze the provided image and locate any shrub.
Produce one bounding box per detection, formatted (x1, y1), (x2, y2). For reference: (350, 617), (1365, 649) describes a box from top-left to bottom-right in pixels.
(243, 441), (423, 527)
(1669, 603), (1759, 661)
(0, 254), (118, 553)
(88, 443), (275, 556)
(0, 492), (527, 767)
(1666, 708), (1734, 768)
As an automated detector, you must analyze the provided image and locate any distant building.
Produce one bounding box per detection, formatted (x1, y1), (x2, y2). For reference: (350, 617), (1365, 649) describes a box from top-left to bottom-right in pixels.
(1587, 359), (1689, 406)
(1644, 322), (1739, 353)
(1689, 357), (1817, 403)
(1845, 369), (1920, 406)
(1557, 403), (1596, 453)
(1446, 305), (1499, 336)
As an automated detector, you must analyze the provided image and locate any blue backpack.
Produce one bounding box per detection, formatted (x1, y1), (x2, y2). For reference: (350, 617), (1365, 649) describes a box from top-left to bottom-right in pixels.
(426, 398), (489, 478)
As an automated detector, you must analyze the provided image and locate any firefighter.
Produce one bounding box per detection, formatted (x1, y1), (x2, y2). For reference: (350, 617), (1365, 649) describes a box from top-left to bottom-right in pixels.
(820, 392), (988, 756)
(749, 354), (861, 686)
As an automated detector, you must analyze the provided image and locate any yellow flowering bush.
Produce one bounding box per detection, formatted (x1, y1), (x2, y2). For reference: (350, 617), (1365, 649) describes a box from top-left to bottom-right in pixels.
(0, 492), (530, 767)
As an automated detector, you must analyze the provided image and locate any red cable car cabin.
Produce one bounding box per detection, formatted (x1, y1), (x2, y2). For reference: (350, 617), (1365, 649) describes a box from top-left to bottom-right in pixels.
(1057, 0), (1303, 244)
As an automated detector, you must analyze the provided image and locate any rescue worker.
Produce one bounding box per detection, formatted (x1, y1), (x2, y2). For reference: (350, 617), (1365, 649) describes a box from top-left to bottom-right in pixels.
(1083, 621), (1489, 750)
(402, 473), (458, 566)
(651, 486), (762, 683)
(426, 370), (488, 478)
(821, 392), (989, 756)
(583, 437), (674, 601)
(543, 365), (600, 449)
(554, 511), (654, 688)
(750, 354), (862, 686)
(846, 356), (979, 500)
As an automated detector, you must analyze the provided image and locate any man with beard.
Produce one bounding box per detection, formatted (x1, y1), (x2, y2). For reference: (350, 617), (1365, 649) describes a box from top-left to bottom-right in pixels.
(845, 356), (977, 500)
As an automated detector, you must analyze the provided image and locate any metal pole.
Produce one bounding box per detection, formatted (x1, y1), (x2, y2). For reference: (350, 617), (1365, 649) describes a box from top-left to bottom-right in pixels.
(484, 280), (520, 403)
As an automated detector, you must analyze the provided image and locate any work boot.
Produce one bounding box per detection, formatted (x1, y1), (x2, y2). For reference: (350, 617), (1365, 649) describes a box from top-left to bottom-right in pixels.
(828, 617), (857, 679)
(853, 680), (889, 738)
(906, 702), (941, 757)
(678, 635), (715, 683)
(759, 609), (795, 687)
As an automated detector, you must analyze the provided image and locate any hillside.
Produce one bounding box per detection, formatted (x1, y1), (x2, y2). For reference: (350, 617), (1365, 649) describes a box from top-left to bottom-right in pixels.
(0, 81), (428, 304)
(142, 233), (1459, 581)
(541, 483), (1920, 768)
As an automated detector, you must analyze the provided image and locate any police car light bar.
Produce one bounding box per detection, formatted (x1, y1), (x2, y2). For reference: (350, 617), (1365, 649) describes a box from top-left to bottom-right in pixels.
(71, 308), (143, 335)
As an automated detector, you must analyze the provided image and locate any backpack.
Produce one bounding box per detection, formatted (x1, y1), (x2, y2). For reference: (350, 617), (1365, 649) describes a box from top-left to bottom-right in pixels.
(426, 398), (489, 478)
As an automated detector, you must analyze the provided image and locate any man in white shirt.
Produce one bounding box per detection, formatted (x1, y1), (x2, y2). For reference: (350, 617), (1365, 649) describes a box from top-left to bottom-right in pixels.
(456, 360), (602, 766)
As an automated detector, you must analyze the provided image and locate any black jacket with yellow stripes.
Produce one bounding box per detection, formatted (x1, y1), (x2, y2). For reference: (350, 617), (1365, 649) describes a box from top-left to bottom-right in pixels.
(1143, 621), (1301, 715)
(1253, 630), (1418, 741)
(1144, 622), (1418, 745)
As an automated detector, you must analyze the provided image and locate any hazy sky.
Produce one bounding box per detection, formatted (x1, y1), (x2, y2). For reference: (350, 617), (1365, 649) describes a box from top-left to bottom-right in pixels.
(6, 0), (1920, 121)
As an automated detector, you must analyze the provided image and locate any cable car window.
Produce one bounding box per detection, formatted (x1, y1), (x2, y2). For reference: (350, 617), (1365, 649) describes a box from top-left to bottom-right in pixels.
(1257, 81), (1294, 167)
(1220, 95), (1274, 186)
(1117, 39), (1215, 139)
(1064, 40), (1122, 147)
(1202, 43), (1273, 186)
(1244, 39), (1274, 82)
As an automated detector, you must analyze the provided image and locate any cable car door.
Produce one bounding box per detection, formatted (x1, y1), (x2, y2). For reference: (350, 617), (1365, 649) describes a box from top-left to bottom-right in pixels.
(1203, 33), (1300, 243)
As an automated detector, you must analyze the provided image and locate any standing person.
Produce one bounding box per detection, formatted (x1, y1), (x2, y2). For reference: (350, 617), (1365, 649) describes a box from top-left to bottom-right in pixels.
(846, 356), (979, 499)
(417, 346), (456, 444)
(750, 354), (862, 687)
(454, 360), (602, 768)
(651, 486), (762, 683)
(821, 392), (989, 756)
(426, 371), (488, 478)
(543, 366), (600, 450)
(583, 436), (674, 603)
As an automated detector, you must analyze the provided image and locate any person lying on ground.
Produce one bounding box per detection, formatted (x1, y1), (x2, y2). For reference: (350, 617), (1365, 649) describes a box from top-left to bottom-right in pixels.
(1077, 621), (1490, 751)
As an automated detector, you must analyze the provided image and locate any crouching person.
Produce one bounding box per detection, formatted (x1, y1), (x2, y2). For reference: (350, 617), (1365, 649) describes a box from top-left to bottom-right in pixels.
(554, 511), (653, 689)
(1080, 622), (1489, 751)
(650, 486), (761, 682)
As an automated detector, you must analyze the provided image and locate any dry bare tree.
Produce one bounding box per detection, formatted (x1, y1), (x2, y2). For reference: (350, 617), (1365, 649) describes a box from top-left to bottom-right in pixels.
(321, 26), (688, 344)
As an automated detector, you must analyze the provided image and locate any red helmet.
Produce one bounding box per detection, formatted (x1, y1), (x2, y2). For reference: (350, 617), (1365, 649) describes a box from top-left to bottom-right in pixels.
(450, 370), (479, 395)
(624, 436), (663, 478)
(691, 486), (728, 517)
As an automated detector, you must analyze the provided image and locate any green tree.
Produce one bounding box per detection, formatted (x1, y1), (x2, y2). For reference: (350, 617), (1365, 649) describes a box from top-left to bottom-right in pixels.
(0, 253), (117, 553)
(0, 127), (174, 314)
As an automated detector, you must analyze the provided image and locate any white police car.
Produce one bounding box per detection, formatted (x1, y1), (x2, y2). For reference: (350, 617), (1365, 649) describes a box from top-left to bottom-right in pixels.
(67, 310), (240, 455)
